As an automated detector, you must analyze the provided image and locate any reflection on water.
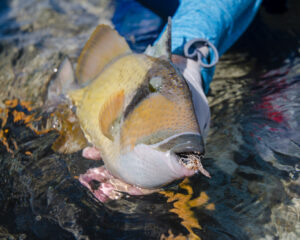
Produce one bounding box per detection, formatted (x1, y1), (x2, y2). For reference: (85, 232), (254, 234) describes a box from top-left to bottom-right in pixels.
(160, 178), (215, 240)
(0, 0), (300, 239)
(204, 56), (300, 239)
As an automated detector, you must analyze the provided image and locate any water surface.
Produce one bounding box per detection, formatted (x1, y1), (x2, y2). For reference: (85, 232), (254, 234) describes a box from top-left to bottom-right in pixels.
(0, 0), (300, 239)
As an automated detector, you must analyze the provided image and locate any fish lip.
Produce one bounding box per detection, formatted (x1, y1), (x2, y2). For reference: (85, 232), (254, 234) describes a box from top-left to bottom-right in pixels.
(151, 132), (205, 153)
(148, 132), (209, 178)
(174, 151), (211, 178)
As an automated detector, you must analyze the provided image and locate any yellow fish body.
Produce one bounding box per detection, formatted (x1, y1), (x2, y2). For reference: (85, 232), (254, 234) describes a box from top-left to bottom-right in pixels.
(49, 23), (207, 189)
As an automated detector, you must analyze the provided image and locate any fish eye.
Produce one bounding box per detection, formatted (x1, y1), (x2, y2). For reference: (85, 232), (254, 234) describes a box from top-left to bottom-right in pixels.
(149, 76), (162, 92)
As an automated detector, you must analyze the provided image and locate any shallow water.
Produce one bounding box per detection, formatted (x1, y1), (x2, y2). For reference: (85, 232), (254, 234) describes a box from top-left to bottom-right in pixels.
(1, 0), (300, 239)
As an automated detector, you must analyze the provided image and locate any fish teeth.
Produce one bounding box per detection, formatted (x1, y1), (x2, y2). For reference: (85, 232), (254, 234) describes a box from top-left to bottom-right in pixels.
(178, 152), (210, 178)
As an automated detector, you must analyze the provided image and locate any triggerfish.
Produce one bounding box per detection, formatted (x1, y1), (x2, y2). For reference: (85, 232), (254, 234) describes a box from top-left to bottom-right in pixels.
(47, 19), (210, 202)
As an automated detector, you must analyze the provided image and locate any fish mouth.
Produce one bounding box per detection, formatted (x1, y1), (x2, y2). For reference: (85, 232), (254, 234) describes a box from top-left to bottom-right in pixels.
(150, 132), (210, 178)
(175, 151), (211, 178)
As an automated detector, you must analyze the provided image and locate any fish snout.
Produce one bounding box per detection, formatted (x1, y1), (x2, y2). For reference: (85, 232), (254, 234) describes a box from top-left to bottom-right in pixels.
(114, 133), (209, 189)
(155, 133), (210, 178)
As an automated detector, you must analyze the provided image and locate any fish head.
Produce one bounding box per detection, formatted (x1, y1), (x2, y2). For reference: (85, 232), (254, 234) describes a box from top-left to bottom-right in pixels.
(110, 57), (208, 189)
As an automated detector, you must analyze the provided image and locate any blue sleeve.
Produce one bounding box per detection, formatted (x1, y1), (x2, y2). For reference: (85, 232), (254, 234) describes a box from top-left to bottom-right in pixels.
(171, 0), (262, 92)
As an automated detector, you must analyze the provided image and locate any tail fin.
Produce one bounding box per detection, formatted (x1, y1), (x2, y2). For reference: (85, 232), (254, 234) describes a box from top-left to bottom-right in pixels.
(45, 57), (76, 111)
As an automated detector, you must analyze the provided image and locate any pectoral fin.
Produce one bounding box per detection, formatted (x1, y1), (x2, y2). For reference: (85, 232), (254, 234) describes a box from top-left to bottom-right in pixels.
(99, 90), (125, 141)
(76, 25), (131, 84)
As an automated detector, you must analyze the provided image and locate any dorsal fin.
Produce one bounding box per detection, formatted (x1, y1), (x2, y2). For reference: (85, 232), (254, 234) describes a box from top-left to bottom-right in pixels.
(76, 25), (131, 84)
(145, 17), (172, 59)
(99, 90), (125, 141)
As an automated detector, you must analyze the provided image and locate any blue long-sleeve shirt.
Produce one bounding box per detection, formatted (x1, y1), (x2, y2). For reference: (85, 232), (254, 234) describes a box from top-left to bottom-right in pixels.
(114, 0), (262, 92)
(170, 0), (262, 92)
(172, 0), (262, 56)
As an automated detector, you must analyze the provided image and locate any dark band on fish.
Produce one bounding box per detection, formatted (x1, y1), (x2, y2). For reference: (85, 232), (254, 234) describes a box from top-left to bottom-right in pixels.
(124, 57), (189, 120)
(124, 59), (164, 119)
(124, 83), (150, 119)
